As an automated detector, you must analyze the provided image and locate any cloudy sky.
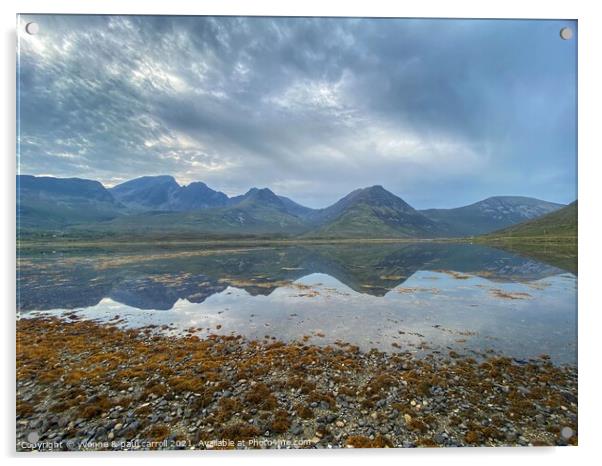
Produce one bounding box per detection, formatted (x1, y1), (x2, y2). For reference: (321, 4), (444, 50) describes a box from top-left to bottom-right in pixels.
(17, 15), (576, 209)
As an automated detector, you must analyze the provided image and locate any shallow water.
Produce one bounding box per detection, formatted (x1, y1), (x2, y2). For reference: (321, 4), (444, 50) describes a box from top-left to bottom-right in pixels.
(18, 242), (577, 364)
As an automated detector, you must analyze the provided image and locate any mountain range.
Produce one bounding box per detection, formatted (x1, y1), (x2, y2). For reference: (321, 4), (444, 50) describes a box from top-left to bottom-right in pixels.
(16, 174), (568, 239)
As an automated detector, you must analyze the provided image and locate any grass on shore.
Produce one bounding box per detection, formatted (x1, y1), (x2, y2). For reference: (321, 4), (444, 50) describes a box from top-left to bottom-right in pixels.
(474, 235), (577, 274)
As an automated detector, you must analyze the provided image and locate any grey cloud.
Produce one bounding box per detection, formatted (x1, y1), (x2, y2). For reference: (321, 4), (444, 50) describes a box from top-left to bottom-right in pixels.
(17, 15), (576, 208)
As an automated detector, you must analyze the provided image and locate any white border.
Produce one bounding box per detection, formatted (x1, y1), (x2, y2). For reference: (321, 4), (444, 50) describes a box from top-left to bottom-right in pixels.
(2, 1), (601, 465)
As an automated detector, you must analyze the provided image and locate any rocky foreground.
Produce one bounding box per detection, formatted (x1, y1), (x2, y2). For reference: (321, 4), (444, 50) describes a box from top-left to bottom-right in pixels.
(16, 316), (577, 451)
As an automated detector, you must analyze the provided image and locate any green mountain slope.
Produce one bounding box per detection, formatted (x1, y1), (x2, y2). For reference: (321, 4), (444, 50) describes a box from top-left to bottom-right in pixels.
(305, 186), (444, 238)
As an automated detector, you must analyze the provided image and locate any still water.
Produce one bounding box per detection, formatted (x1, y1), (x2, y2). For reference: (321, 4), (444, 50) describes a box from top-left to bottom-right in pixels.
(18, 242), (577, 365)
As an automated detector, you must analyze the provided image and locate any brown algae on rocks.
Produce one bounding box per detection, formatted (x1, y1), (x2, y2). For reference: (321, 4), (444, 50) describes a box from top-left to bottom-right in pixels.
(16, 317), (577, 450)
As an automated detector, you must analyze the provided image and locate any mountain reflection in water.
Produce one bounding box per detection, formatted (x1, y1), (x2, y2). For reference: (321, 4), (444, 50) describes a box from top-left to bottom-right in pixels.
(18, 242), (577, 364)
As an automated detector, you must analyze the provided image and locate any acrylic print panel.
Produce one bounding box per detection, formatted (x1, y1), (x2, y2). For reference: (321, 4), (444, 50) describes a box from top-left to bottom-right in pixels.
(16, 15), (577, 451)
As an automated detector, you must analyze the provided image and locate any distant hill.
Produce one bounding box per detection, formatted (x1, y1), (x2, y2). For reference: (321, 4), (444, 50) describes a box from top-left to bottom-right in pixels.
(420, 196), (565, 236)
(108, 175), (179, 211)
(304, 186), (444, 238)
(277, 195), (316, 217)
(171, 182), (230, 211)
(485, 201), (577, 238)
(97, 187), (309, 236)
(477, 201), (577, 273)
(17, 175), (122, 229)
(109, 175), (229, 212)
(232, 187), (288, 211)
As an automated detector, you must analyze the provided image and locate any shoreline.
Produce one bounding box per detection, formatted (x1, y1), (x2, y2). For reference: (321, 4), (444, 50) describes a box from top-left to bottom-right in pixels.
(16, 234), (577, 249)
(16, 236), (578, 275)
(17, 237), (462, 252)
(17, 316), (577, 451)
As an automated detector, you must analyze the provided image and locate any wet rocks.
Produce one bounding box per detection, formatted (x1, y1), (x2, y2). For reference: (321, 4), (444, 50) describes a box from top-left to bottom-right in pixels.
(16, 317), (578, 451)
